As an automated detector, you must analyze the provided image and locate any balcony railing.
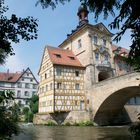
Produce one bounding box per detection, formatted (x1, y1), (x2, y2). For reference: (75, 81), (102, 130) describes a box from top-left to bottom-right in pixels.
(96, 60), (111, 68)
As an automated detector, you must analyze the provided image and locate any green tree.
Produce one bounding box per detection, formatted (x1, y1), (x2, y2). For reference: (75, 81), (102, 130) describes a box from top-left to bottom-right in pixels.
(30, 95), (39, 114)
(0, 90), (20, 140)
(0, 0), (38, 64)
(37, 0), (140, 70)
(22, 95), (38, 122)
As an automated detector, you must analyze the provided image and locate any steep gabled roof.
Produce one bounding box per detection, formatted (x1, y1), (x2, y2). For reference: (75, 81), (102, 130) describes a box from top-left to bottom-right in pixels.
(47, 46), (84, 68)
(0, 68), (38, 83)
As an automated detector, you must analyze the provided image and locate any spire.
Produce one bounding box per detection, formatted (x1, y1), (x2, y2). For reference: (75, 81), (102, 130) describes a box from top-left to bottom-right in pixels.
(77, 2), (89, 26)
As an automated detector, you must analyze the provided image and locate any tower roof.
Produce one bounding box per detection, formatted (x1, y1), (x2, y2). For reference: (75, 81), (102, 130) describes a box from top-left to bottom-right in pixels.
(77, 2), (89, 26)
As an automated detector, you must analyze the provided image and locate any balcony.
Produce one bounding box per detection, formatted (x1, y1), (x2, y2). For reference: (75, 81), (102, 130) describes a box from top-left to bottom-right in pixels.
(96, 61), (112, 71)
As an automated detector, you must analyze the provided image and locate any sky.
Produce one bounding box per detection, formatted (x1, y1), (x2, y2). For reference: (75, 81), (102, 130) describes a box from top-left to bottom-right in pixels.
(1, 0), (132, 79)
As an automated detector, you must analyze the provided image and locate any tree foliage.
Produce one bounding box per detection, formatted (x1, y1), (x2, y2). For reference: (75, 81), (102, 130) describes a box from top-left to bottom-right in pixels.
(37, 0), (140, 70)
(30, 95), (39, 114)
(0, 0), (38, 64)
(22, 95), (38, 122)
(0, 90), (20, 140)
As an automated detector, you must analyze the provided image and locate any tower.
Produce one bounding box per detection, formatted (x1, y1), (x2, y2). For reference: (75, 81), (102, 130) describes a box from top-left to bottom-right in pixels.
(77, 2), (89, 26)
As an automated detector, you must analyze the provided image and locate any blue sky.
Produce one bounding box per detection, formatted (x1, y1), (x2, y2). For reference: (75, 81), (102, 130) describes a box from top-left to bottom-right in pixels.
(1, 0), (131, 79)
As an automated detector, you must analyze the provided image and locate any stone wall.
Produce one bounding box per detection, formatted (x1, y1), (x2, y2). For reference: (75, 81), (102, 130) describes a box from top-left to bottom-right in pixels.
(33, 111), (91, 125)
(125, 105), (140, 122)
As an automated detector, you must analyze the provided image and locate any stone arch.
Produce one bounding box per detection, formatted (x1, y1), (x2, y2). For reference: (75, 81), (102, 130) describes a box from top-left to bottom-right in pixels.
(94, 86), (140, 125)
(98, 71), (111, 82)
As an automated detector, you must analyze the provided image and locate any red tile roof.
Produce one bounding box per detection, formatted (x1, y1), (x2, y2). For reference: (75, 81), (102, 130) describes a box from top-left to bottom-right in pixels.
(47, 46), (84, 68)
(0, 72), (22, 83)
(112, 44), (129, 55)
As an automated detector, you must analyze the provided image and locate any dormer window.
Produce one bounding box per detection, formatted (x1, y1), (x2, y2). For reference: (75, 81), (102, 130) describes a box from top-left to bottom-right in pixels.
(69, 56), (75, 60)
(78, 39), (82, 48)
(55, 54), (61, 58)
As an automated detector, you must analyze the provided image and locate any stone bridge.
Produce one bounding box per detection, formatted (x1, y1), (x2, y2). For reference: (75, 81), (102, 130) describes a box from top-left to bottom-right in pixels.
(90, 72), (140, 125)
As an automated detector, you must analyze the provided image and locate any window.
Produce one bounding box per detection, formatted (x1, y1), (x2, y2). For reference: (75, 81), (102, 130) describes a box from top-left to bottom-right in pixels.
(69, 56), (75, 60)
(75, 83), (80, 90)
(50, 83), (53, 90)
(17, 82), (22, 88)
(87, 99), (89, 104)
(75, 71), (79, 77)
(105, 54), (109, 61)
(93, 36), (98, 45)
(17, 90), (21, 98)
(46, 85), (48, 91)
(57, 82), (61, 90)
(32, 91), (36, 96)
(103, 39), (106, 46)
(11, 83), (15, 88)
(78, 39), (82, 48)
(30, 78), (33, 82)
(49, 70), (52, 77)
(33, 84), (37, 89)
(42, 101), (46, 107)
(27, 73), (29, 76)
(25, 100), (29, 105)
(45, 73), (47, 79)
(55, 54), (61, 58)
(18, 100), (22, 105)
(75, 100), (78, 105)
(24, 91), (29, 96)
(25, 83), (30, 88)
(0, 83), (5, 87)
(22, 78), (24, 81)
(95, 52), (99, 61)
(56, 68), (61, 76)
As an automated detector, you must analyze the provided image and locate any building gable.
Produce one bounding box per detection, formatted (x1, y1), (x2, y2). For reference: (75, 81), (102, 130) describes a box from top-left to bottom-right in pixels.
(18, 68), (38, 84)
(38, 46), (53, 75)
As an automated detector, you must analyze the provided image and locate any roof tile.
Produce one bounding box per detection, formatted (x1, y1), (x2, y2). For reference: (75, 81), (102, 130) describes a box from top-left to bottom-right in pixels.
(47, 46), (84, 68)
(0, 72), (22, 83)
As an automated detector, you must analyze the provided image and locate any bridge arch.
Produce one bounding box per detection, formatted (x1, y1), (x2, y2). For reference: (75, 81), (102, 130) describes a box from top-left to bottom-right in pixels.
(90, 72), (140, 125)
(94, 86), (140, 125)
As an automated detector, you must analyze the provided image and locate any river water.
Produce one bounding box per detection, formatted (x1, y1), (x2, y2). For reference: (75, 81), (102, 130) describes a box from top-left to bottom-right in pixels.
(13, 125), (133, 140)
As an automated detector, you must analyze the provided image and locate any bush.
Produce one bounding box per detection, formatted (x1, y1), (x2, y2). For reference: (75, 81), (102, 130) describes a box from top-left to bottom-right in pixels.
(28, 112), (33, 122)
(129, 123), (140, 138)
(78, 121), (94, 126)
(63, 122), (71, 126)
(63, 121), (94, 126)
(46, 120), (57, 126)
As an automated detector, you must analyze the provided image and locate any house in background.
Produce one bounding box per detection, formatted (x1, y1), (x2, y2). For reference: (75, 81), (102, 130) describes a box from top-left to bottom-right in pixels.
(0, 68), (38, 108)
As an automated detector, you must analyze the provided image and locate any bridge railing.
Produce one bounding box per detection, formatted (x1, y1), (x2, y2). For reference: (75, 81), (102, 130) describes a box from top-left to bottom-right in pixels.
(93, 72), (140, 88)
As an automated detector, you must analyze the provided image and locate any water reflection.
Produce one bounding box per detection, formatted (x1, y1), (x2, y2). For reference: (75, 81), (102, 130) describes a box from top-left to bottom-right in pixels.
(13, 125), (132, 140)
